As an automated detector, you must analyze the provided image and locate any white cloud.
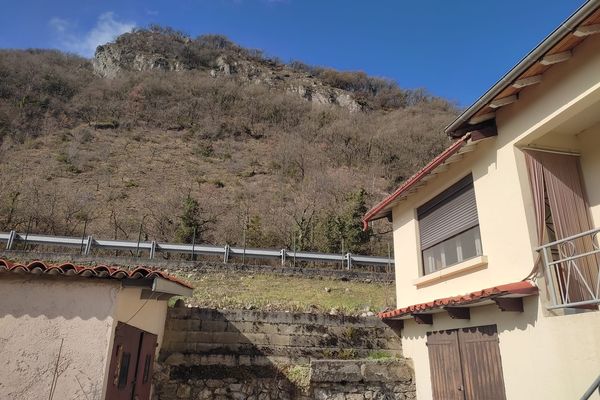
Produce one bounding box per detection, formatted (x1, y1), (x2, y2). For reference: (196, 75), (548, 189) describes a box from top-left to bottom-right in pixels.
(49, 17), (70, 33)
(50, 12), (135, 58)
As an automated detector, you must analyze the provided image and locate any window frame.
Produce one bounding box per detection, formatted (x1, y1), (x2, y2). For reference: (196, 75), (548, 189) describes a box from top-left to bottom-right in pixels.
(417, 174), (483, 275)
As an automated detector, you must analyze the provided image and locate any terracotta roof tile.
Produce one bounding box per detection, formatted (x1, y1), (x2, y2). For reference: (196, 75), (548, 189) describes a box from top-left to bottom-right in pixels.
(379, 281), (537, 319)
(0, 259), (193, 289)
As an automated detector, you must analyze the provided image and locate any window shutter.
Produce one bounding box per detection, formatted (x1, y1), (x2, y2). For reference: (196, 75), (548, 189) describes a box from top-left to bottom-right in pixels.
(418, 175), (479, 250)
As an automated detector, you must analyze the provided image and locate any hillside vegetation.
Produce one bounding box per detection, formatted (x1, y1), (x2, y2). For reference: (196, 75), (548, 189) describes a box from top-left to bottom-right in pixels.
(0, 27), (457, 255)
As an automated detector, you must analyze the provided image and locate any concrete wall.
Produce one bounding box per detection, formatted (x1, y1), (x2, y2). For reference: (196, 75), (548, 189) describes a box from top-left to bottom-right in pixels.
(388, 34), (600, 399)
(155, 307), (414, 400)
(0, 275), (118, 400)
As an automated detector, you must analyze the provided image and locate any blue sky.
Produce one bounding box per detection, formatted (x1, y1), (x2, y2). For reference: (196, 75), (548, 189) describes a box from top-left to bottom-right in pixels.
(0, 0), (586, 106)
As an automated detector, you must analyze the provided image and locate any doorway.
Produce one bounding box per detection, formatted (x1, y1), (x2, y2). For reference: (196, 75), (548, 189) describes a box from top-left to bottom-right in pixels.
(427, 325), (506, 400)
(106, 322), (158, 400)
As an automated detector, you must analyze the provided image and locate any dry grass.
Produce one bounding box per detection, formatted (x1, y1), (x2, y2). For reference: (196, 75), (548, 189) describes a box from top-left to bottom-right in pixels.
(184, 272), (396, 314)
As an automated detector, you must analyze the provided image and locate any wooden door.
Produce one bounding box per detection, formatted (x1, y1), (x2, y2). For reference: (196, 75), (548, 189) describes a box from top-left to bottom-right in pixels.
(106, 322), (158, 400)
(427, 325), (506, 400)
(427, 330), (465, 400)
(133, 331), (158, 400)
(458, 325), (506, 400)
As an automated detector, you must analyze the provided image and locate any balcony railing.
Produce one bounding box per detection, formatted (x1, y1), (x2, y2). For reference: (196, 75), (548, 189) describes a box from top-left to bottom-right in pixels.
(537, 227), (600, 310)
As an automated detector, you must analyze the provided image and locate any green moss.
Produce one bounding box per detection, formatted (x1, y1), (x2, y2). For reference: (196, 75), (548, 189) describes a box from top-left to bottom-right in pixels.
(367, 350), (395, 360)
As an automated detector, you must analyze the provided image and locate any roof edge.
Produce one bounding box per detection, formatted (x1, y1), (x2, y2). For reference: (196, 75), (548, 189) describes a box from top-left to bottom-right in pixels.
(362, 133), (471, 230)
(378, 280), (538, 320)
(445, 0), (600, 136)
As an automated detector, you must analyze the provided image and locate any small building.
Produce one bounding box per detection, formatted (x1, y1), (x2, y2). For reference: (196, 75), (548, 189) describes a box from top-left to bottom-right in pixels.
(364, 1), (600, 399)
(0, 259), (193, 400)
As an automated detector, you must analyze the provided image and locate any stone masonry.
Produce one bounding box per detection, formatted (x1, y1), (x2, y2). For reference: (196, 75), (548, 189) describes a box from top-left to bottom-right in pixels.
(154, 307), (415, 400)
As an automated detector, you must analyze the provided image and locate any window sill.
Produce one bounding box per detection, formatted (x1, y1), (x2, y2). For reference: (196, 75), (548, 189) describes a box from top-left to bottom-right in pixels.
(413, 255), (488, 288)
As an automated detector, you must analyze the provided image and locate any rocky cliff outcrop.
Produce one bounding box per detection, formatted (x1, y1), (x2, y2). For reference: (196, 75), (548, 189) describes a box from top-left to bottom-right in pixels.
(92, 34), (362, 112)
(93, 44), (187, 78)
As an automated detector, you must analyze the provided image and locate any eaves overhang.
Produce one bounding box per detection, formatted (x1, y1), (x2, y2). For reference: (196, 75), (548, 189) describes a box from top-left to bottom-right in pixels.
(362, 133), (475, 229)
(379, 281), (538, 321)
(445, 0), (600, 138)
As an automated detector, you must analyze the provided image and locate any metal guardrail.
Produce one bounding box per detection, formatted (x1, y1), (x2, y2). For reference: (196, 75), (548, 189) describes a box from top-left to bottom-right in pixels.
(536, 227), (600, 309)
(0, 231), (394, 270)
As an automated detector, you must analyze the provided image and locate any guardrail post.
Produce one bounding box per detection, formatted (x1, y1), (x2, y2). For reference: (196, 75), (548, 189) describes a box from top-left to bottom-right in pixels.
(6, 230), (16, 250)
(223, 244), (230, 263)
(346, 253), (352, 270)
(149, 241), (157, 259)
(84, 236), (93, 255)
(280, 249), (286, 266)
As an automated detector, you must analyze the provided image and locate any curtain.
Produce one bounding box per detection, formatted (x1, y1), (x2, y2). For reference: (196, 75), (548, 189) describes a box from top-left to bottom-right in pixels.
(524, 150), (599, 305)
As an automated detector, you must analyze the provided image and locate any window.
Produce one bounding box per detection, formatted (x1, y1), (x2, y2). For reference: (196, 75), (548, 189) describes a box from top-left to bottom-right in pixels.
(418, 174), (482, 275)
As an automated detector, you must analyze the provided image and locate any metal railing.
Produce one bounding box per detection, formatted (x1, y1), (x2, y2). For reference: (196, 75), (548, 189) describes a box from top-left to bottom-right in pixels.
(0, 230), (394, 270)
(580, 373), (600, 400)
(537, 227), (600, 309)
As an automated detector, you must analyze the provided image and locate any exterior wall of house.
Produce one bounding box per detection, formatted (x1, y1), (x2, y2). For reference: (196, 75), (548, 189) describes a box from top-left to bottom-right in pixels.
(401, 297), (600, 400)
(391, 33), (600, 309)
(389, 34), (600, 400)
(0, 275), (118, 400)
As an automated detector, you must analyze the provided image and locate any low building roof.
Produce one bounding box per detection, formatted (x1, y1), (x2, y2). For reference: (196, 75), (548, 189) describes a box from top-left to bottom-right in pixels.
(0, 259), (194, 297)
(379, 281), (537, 320)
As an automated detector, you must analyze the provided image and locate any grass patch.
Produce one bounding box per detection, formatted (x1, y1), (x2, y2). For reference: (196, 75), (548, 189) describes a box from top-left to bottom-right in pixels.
(185, 272), (395, 314)
(283, 364), (311, 389)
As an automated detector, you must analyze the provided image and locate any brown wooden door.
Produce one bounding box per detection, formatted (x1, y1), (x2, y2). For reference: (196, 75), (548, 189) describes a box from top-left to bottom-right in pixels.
(106, 322), (158, 400)
(427, 325), (506, 400)
(458, 326), (506, 400)
(427, 330), (465, 400)
(133, 331), (158, 400)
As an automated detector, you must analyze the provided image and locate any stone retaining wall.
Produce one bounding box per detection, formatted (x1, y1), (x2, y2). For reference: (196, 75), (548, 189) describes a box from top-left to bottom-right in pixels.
(154, 307), (414, 400)
(160, 308), (403, 365)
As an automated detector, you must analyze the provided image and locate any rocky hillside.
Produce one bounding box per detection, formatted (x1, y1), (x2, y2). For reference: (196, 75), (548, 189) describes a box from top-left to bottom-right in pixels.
(0, 27), (458, 256)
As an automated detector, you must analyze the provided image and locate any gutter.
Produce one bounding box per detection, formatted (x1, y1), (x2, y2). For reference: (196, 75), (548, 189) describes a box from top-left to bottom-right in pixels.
(445, 0), (600, 135)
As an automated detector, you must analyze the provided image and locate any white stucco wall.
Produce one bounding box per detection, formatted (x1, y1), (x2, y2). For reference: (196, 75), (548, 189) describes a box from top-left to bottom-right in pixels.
(389, 33), (600, 400)
(0, 276), (118, 400)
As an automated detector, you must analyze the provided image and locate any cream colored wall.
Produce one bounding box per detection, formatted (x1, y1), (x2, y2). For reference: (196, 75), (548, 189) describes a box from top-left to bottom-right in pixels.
(0, 276), (118, 400)
(101, 287), (168, 400)
(402, 298), (600, 400)
(114, 287), (168, 347)
(391, 135), (538, 307)
(391, 33), (600, 309)
(389, 32), (600, 400)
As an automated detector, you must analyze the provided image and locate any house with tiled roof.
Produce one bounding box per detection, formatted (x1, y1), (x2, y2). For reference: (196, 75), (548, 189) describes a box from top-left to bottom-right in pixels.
(0, 259), (192, 400)
(364, 1), (600, 399)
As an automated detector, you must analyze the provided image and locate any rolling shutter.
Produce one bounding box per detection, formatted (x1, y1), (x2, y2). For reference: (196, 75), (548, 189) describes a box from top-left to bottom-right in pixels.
(418, 174), (479, 250)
